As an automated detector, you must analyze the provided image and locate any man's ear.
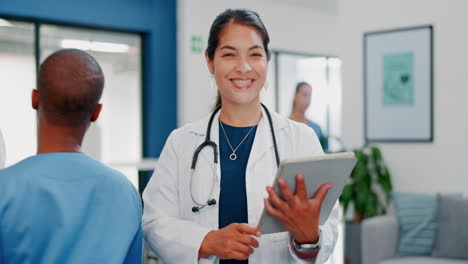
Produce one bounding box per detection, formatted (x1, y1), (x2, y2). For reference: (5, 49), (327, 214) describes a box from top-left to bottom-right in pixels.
(31, 89), (39, 110)
(205, 51), (214, 75)
(91, 104), (102, 122)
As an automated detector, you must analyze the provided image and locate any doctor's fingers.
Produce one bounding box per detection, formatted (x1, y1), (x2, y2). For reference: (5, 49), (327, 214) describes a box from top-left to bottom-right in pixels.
(236, 233), (259, 248)
(232, 223), (261, 237)
(266, 185), (290, 212)
(277, 178), (296, 205)
(311, 183), (333, 206)
(294, 174), (308, 200)
(264, 198), (288, 223)
(221, 241), (255, 260)
(264, 198), (295, 230)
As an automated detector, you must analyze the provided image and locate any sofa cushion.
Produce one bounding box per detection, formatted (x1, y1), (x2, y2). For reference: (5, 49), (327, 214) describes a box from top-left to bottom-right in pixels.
(432, 195), (468, 259)
(381, 257), (468, 264)
(392, 192), (437, 256)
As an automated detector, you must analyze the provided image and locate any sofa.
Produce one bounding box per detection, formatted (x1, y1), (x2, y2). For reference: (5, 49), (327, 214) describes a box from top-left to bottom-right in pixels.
(361, 213), (468, 264)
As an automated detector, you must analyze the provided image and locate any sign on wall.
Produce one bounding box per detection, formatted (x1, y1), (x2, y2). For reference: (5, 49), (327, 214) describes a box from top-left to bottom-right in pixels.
(191, 35), (203, 54)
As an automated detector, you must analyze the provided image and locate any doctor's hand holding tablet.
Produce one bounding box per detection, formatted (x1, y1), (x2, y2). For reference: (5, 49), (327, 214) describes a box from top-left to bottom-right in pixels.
(199, 150), (357, 261)
(142, 8), (355, 264)
(264, 175), (332, 245)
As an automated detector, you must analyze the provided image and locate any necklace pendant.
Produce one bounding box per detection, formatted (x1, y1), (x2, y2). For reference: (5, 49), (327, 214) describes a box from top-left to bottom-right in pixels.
(229, 153), (237, 160)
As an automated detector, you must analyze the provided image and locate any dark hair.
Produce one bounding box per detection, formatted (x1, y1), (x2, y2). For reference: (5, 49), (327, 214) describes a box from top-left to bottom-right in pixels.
(292, 81), (311, 109)
(295, 81), (311, 94)
(207, 8), (271, 107)
(38, 49), (104, 127)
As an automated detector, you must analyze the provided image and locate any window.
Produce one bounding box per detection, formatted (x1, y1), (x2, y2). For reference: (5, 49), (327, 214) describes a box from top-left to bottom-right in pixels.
(0, 18), (142, 186)
(264, 51), (343, 152)
(0, 19), (36, 165)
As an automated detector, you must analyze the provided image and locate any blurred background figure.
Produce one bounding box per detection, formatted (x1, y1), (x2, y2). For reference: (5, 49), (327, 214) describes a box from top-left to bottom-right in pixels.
(290, 81), (328, 151)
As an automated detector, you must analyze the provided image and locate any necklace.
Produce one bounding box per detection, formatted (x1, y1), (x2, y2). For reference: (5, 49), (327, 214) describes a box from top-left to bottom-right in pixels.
(219, 121), (256, 161)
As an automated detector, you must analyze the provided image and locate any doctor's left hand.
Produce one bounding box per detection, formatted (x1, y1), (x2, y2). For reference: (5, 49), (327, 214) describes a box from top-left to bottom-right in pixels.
(264, 174), (332, 244)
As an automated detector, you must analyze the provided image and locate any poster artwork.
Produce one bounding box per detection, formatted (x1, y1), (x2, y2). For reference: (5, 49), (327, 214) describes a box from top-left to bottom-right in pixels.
(382, 52), (414, 106)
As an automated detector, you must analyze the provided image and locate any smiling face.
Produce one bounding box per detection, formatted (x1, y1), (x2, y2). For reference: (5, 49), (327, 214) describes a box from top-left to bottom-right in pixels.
(206, 22), (268, 107)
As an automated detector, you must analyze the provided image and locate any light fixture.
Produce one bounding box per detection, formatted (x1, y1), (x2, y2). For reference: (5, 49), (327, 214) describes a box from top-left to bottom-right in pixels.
(60, 39), (129, 53)
(0, 19), (13, 27)
(91, 41), (129, 53)
(61, 39), (91, 50)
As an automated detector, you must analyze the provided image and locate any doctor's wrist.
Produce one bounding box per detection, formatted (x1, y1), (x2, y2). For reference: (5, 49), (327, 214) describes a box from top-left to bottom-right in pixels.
(291, 230), (321, 258)
(292, 227), (320, 245)
(198, 230), (215, 259)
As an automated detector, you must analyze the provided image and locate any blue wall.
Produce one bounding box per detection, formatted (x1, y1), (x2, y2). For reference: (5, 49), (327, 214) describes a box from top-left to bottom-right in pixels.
(0, 0), (177, 158)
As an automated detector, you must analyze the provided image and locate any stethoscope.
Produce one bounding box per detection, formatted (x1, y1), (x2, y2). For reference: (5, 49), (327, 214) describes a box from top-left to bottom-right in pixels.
(190, 103), (280, 212)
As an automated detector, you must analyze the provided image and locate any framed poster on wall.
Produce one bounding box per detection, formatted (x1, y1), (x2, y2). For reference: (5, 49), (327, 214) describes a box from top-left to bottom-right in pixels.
(364, 25), (433, 142)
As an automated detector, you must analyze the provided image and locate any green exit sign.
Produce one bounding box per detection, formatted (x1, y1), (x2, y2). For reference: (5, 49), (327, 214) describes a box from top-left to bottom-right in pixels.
(191, 35), (203, 54)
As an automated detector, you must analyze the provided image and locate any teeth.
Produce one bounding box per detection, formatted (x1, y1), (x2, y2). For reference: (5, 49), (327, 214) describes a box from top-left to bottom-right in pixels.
(232, 79), (252, 84)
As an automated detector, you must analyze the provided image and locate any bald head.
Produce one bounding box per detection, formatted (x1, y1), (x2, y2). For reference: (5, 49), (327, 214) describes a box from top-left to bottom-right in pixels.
(37, 49), (104, 127)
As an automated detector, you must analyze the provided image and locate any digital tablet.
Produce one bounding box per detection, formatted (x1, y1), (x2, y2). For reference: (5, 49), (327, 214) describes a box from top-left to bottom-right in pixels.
(257, 152), (357, 234)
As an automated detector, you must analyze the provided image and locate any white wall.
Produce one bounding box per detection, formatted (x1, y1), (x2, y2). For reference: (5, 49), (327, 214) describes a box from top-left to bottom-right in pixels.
(177, 0), (340, 125)
(177, 0), (468, 196)
(339, 0), (468, 195)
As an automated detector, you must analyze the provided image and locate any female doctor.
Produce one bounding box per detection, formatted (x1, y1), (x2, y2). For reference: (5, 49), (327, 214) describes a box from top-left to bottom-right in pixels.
(142, 8), (339, 264)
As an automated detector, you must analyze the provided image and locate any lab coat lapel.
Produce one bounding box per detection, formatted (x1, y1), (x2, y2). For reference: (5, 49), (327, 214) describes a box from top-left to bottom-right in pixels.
(197, 111), (222, 201)
(247, 107), (275, 169)
(246, 107), (288, 226)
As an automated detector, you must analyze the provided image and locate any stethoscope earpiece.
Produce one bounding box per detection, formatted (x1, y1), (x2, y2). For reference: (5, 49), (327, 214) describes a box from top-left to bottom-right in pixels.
(192, 206), (200, 213)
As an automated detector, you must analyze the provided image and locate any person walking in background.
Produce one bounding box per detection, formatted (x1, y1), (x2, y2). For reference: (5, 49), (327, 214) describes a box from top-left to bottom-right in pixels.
(290, 81), (328, 151)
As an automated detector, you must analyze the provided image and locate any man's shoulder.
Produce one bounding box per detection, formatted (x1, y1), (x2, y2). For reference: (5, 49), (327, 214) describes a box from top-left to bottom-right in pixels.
(74, 155), (134, 187)
(0, 154), (130, 188)
(0, 156), (37, 181)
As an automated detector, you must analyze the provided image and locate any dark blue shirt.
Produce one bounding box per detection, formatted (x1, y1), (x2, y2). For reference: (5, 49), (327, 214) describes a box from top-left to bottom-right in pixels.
(219, 121), (257, 264)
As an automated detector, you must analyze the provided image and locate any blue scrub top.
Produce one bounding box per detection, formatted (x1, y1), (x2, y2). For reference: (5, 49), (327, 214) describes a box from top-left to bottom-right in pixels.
(0, 153), (142, 264)
(308, 120), (328, 152)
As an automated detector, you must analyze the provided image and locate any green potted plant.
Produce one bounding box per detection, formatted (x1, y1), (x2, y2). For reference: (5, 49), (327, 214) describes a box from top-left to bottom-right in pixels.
(340, 145), (393, 223)
(340, 145), (393, 264)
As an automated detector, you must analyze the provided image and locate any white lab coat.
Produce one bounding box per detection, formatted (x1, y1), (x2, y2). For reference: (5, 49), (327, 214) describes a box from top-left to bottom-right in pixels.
(142, 107), (339, 264)
(0, 129), (5, 168)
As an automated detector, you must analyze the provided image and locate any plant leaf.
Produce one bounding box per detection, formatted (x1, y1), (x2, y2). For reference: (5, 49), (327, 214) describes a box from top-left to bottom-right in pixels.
(340, 184), (354, 213)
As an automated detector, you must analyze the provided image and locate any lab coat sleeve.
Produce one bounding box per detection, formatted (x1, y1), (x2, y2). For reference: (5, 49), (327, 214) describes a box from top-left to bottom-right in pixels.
(0, 129), (5, 168)
(287, 123), (339, 263)
(142, 131), (212, 264)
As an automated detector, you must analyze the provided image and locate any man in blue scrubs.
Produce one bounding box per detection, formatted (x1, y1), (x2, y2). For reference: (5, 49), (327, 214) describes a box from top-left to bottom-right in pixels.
(0, 49), (142, 263)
